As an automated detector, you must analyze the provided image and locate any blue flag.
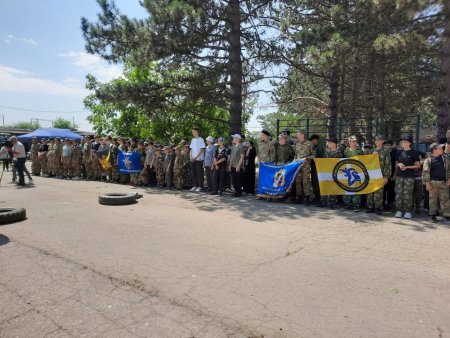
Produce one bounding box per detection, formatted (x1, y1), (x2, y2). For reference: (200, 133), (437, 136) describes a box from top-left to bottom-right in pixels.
(257, 160), (304, 196)
(118, 151), (143, 174)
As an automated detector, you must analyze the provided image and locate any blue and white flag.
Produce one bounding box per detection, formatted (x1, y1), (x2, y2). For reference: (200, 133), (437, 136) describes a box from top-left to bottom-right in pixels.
(257, 160), (304, 196)
(118, 151), (143, 174)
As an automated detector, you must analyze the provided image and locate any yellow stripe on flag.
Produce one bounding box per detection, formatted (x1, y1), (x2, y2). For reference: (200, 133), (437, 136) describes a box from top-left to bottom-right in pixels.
(315, 154), (384, 195)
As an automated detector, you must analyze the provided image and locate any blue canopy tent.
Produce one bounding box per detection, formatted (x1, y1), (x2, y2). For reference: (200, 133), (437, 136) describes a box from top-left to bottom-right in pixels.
(17, 128), (82, 141)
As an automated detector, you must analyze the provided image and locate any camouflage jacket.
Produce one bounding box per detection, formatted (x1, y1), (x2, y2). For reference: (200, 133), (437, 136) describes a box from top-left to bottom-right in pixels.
(295, 140), (315, 160)
(372, 147), (392, 179)
(324, 149), (343, 158)
(164, 153), (174, 172)
(343, 147), (363, 158)
(276, 143), (295, 164)
(257, 140), (277, 163)
(422, 155), (450, 183)
(173, 155), (183, 174)
(30, 143), (40, 159)
(71, 145), (82, 161)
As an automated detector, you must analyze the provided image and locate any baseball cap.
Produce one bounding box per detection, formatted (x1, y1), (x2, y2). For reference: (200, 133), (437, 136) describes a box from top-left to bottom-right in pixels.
(231, 134), (241, 140)
(218, 136), (225, 142)
(375, 134), (385, 140)
(326, 137), (338, 144)
(401, 135), (414, 143)
(261, 129), (271, 137)
(206, 136), (214, 143)
(348, 135), (357, 142)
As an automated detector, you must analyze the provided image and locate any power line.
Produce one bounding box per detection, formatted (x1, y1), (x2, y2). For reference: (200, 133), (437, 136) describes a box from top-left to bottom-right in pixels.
(0, 105), (86, 114)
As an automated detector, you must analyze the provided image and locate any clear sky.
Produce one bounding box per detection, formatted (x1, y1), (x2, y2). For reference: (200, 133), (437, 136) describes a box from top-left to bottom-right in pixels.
(0, 0), (271, 132)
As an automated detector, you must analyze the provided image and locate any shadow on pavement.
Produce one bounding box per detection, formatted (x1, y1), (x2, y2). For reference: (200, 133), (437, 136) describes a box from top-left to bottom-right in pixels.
(0, 234), (10, 246)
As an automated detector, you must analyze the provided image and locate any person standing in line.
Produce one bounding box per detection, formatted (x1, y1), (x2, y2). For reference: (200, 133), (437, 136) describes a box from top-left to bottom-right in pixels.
(30, 136), (41, 176)
(422, 142), (450, 223)
(310, 134), (324, 205)
(320, 138), (342, 209)
(394, 135), (421, 219)
(366, 135), (391, 215)
(181, 143), (193, 190)
(383, 140), (398, 210)
(342, 135), (364, 212)
(71, 139), (82, 180)
(173, 146), (184, 190)
(204, 136), (216, 192)
(189, 127), (206, 192)
(257, 129), (277, 164)
(38, 139), (49, 176)
(294, 130), (316, 206)
(211, 136), (228, 196)
(61, 139), (73, 179)
(164, 146), (175, 189)
(243, 140), (257, 195)
(229, 134), (245, 197)
(8, 136), (27, 187)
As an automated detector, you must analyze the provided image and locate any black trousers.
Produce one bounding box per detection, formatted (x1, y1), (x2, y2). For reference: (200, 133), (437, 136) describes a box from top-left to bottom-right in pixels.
(16, 157), (26, 185)
(231, 167), (242, 195)
(310, 161), (320, 201)
(148, 167), (157, 186)
(213, 168), (226, 193)
(383, 178), (396, 208)
(191, 160), (204, 188)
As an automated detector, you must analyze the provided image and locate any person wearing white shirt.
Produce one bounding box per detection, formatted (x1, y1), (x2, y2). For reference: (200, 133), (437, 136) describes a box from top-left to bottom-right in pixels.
(189, 127), (206, 192)
(9, 136), (26, 186)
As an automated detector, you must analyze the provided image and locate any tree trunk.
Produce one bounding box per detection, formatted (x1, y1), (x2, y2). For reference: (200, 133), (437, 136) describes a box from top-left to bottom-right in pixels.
(328, 67), (339, 138)
(438, 1), (450, 139)
(228, 0), (243, 135)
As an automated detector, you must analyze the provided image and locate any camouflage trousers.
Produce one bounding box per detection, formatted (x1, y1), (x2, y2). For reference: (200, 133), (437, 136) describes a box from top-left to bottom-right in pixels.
(367, 187), (384, 209)
(174, 169), (183, 189)
(52, 157), (62, 175)
(321, 195), (338, 207)
(47, 156), (54, 174)
(139, 167), (150, 185)
(62, 157), (72, 176)
(111, 165), (119, 181)
(156, 168), (165, 186)
(295, 161), (311, 197)
(428, 180), (450, 217)
(343, 195), (361, 207)
(39, 156), (48, 175)
(91, 159), (100, 177)
(83, 159), (93, 177)
(31, 157), (41, 174)
(414, 179), (423, 210)
(165, 170), (173, 187)
(71, 158), (81, 177)
(395, 177), (415, 213)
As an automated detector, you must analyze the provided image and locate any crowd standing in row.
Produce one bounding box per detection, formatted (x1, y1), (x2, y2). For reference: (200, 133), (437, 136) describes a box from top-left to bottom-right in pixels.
(3, 127), (450, 224)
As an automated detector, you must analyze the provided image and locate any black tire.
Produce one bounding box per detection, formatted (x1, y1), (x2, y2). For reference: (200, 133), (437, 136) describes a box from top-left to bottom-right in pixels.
(98, 193), (138, 206)
(0, 208), (27, 225)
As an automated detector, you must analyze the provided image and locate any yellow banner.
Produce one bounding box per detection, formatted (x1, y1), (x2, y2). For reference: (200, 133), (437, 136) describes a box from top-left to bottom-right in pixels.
(99, 151), (112, 170)
(314, 154), (384, 195)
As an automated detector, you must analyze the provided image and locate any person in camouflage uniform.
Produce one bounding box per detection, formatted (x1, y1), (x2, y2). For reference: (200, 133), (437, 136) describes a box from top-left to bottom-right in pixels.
(173, 146), (184, 190)
(53, 138), (63, 178)
(422, 142), (450, 223)
(110, 137), (120, 183)
(366, 135), (392, 215)
(38, 139), (49, 176)
(118, 138), (130, 184)
(276, 134), (295, 164)
(342, 135), (364, 211)
(30, 137), (41, 175)
(82, 136), (93, 180)
(181, 143), (193, 189)
(71, 139), (82, 179)
(310, 134), (324, 204)
(320, 137), (342, 209)
(91, 136), (102, 180)
(294, 130), (316, 205)
(46, 138), (55, 176)
(155, 147), (165, 187)
(164, 146), (175, 188)
(257, 129), (277, 163)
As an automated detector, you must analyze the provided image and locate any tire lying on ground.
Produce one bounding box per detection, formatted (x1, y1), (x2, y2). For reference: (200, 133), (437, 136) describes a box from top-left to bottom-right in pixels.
(0, 208), (27, 225)
(98, 193), (140, 206)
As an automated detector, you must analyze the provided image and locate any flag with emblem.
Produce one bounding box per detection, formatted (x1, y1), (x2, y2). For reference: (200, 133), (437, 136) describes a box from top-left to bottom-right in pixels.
(118, 151), (143, 174)
(314, 154), (384, 195)
(257, 159), (304, 197)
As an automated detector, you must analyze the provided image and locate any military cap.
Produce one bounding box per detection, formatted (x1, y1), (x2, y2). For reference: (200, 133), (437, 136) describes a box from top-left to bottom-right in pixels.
(297, 129), (306, 135)
(401, 135), (413, 144)
(326, 137), (338, 144)
(429, 142), (445, 151)
(374, 134), (385, 140)
(348, 135), (357, 141)
(261, 129), (271, 137)
(278, 134), (288, 139)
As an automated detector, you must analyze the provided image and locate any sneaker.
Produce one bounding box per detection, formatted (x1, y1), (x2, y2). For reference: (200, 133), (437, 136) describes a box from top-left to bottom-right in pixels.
(189, 187), (197, 192)
(353, 206), (360, 212)
(195, 187), (202, 192)
(404, 212), (413, 219)
(431, 215), (438, 223)
(395, 211), (403, 218)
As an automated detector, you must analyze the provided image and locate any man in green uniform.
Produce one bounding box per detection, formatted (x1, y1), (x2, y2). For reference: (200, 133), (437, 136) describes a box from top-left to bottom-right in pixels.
(30, 136), (41, 175)
(276, 134), (295, 164)
(320, 137), (342, 209)
(342, 135), (364, 211)
(257, 129), (277, 163)
(366, 135), (392, 215)
(83, 136), (93, 180)
(294, 130), (316, 205)
(71, 139), (82, 180)
(54, 138), (63, 178)
(38, 139), (49, 177)
(46, 138), (55, 176)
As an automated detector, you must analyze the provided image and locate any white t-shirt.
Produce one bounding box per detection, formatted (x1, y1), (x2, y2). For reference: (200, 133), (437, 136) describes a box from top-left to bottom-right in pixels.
(190, 137), (206, 161)
(0, 146), (9, 160)
(12, 142), (26, 158)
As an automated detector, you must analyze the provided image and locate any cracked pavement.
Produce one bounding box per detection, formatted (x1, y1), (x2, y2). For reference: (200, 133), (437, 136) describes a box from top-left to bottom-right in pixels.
(1, 168), (450, 337)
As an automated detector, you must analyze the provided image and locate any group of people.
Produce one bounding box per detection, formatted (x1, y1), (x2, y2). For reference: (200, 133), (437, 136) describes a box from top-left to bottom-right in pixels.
(3, 127), (450, 224)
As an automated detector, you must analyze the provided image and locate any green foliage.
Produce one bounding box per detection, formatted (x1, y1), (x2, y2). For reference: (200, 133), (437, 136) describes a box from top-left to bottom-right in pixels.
(53, 117), (78, 130)
(7, 121), (41, 129)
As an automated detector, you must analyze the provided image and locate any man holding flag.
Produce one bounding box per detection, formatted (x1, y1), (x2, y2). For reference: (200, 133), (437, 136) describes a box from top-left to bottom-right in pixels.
(342, 136), (364, 212)
(366, 135), (391, 215)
